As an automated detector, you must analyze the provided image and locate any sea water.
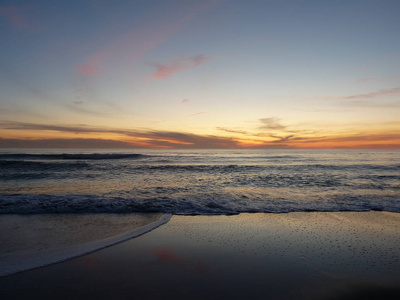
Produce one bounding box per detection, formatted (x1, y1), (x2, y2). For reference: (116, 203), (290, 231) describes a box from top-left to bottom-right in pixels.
(0, 149), (399, 214)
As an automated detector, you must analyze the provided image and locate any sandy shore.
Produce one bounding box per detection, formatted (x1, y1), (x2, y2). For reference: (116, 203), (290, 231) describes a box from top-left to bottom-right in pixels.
(1, 211), (399, 299)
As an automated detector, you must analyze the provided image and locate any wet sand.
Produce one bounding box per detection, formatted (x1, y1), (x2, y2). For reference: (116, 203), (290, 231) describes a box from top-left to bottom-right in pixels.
(1, 211), (399, 299)
(0, 213), (169, 276)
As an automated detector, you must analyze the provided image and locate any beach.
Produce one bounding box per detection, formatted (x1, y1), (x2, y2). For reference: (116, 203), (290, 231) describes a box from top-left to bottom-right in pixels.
(1, 211), (399, 299)
(0, 213), (170, 277)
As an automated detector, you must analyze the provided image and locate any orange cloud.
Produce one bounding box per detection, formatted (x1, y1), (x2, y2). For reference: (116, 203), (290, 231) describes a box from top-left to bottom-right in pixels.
(0, 137), (135, 148)
(1, 121), (399, 149)
(148, 55), (212, 79)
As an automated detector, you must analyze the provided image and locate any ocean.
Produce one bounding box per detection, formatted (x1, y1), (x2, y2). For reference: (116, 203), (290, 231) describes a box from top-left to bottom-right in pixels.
(0, 149), (399, 215)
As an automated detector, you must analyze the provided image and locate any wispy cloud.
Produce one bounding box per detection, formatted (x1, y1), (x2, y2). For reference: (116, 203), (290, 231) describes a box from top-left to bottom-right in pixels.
(0, 6), (32, 29)
(73, 99), (84, 105)
(74, 1), (219, 76)
(0, 137), (134, 149)
(66, 104), (109, 116)
(324, 87), (400, 101)
(148, 55), (212, 79)
(74, 61), (101, 76)
(0, 121), (239, 149)
(190, 112), (207, 116)
(340, 100), (400, 108)
(182, 99), (190, 104)
(354, 77), (375, 83)
(268, 134), (295, 143)
(216, 127), (248, 135)
(2, 120), (399, 149)
(343, 87), (400, 100)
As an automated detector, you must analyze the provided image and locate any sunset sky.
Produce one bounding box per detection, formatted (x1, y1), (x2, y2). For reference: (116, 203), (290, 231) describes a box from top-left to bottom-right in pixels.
(1, 0), (399, 148)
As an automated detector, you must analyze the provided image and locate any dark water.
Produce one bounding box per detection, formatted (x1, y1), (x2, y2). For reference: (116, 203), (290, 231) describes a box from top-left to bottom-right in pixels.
(0, 149), (399, 214)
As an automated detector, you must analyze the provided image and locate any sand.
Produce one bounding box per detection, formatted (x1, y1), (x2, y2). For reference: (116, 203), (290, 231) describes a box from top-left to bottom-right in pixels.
(0, 211), (399, 299)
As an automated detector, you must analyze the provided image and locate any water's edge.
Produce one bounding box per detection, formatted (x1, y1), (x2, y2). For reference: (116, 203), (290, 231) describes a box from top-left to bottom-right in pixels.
(0, 213), (172, 277)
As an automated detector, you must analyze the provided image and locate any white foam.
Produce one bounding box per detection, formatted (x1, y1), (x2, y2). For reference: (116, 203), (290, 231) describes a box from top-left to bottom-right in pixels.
(0, 213), (172, 277)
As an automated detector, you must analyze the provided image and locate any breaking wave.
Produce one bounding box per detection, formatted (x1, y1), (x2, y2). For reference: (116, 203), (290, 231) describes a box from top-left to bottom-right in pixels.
(1, 149), (399, 215)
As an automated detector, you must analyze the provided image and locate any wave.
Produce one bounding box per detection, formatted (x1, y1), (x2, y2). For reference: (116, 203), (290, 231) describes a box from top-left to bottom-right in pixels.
(0, 153), (147, 160)
(1, 193), (399, 215)
(0, 160), (90, 180)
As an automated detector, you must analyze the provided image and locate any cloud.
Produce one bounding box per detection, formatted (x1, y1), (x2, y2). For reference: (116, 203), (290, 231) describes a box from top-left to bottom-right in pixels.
(340, 100), (400, 108)
(74, 62), (101, 76)
(182, 99), (190, 104)
(259, 118), (286, 131)
(317, 133), (400, 143)
(216, 127), (248, 135)
(2, 120), (399, 149)
(148, 55), (212, 79)
(136, 130), (239, 148)
(190, 112), (207, 116)
(0, 137), (134, 149)
(355, 77), (375, 83)
(0, 6), (32, 29)
(66, 104), (109, 116)
(269, 134), (295, 143)
(344, 87), (400, 100)
(324, 87), (400, 101)
(74, 1), (219, 77)
(0, 121), (105, 134)
(0, 121), (240, 149)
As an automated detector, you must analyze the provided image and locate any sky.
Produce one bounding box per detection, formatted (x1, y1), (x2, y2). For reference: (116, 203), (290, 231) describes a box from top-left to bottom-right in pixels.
(0, 0), (399, 149)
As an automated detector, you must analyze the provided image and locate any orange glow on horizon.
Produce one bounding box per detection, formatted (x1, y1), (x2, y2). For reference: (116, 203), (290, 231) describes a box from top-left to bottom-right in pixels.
(1, 122), (399, 149)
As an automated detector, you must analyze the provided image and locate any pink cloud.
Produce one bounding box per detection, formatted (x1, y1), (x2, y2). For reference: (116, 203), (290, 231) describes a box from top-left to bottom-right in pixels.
(182, 99), (190, 104)
(74, 63), (101, 76)
(343, 87), (400, 100)
(355, 77), (375, 83)
(74, 49), (108, 76)
(74, 1), (219, 77)
(190, 112), (207, 116)
(149, 55), (211, 79)
(323, 87), (400, 101)
(0, 6), (32, 29)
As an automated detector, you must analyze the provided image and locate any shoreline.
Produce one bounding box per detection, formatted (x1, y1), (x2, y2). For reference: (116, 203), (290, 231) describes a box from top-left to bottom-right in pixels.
(0, 213), (171, 277)
(1, 211), (400, 299)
